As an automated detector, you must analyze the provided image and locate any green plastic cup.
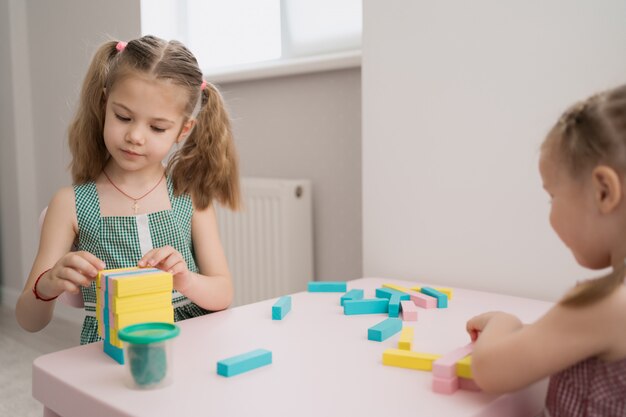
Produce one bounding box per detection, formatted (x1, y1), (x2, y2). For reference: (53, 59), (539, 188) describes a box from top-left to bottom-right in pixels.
(118, 322), (180, 390)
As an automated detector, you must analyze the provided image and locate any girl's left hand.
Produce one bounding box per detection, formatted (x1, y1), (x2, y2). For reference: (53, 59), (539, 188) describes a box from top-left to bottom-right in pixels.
(139, 246), (192, 290)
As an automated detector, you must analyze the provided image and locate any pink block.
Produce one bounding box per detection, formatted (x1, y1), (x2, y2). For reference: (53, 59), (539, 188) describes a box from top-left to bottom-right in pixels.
(459, 377), (481, 392)
(432, 375), (459, 394)
(400, 300), (418, 321)
(433, 342), (474, 378)
(407, 290), (437, 308)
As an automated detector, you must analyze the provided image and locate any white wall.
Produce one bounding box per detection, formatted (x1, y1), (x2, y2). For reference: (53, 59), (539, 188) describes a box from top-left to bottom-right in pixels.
(362, 0), (626, 301)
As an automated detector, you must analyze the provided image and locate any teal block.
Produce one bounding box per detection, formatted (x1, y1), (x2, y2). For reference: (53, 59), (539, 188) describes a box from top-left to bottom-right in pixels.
(104, 339), (124, 364)
(375, 287), (410, 301)
(368, 317), (403, 341)
(272, 296), (292, 320)
(420, 287), (448, 308)
(388, 294), (401, 318)
(308, 281), (347, 292)
(343, 298), (389, 315)
(340, 289), (364, 306)
(217, 349), (272, 377)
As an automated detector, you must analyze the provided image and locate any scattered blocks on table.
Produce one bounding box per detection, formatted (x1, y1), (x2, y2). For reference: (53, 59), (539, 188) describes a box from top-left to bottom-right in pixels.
(406, 289), (437, 309)
(456, 355), (473, 379)
(308, 281), (347, 292)
(368, 318), (402, 342)
(388, 294), (402, 318)
(382, 283), (411, 294)
(382, 349), (441, 371)
(400, 300), (418, 321)
(343, 298), (389, 315)
(217, 349), (272, 377)
(341, 289), (364, 306)
(272, 296), (292, 320)
(375, 287), (410, 301)
(420, 287), (448, 308)
(398, 326), (414, 350)
(432, 375), (459, 394)
(433, 343), (473, 378)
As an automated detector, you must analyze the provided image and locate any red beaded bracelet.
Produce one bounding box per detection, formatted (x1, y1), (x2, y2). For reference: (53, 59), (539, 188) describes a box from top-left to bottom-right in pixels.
(32, 268), (58, 301)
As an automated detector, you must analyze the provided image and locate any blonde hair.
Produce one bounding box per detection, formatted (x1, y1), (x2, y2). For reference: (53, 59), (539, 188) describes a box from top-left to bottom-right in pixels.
(68, 35), (240, 210)
(542, 85), (626, 307)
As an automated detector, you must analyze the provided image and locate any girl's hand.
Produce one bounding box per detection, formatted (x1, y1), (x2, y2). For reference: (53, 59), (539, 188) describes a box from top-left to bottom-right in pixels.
(466, 311), (521, 342)
(139, 246), (192, 290)
(38, 251), (105, 298)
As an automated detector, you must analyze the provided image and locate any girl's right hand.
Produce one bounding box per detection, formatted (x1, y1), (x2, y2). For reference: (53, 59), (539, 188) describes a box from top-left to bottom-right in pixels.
(36, 251), (105, 299)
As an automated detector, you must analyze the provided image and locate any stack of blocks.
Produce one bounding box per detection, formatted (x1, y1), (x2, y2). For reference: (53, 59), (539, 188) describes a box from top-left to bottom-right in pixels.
(96, 267), (174, 364)
(432, 343), (478, 394)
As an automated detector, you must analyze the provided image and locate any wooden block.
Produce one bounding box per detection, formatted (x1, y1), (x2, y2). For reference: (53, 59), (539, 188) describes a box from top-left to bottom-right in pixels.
(433, 343), (473, 378)
(272, 296), (292, 320)
(400, 300), (418, 321)
(368, 318), (402, 342)
(420, 287), (448, 308)
(432, 375), (459, 394)
(341, 289), (364, 306)
(388, 294), (401, 318)
(375, 287), (410, 301)
(217, 349), (272, 377)
(407, 289), (437, 309)
(308, 281), (347, 292)
(343, 298), (389, 315)
(411, 285), (453, 300)
(382, 283), (411, 293)
(382, 349), (441, 371)
(456, 355), (473, 378)
(398, 326), (414, 350)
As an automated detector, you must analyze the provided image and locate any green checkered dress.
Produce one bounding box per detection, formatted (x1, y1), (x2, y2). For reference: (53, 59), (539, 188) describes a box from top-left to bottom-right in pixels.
(74, 177), (212, 345)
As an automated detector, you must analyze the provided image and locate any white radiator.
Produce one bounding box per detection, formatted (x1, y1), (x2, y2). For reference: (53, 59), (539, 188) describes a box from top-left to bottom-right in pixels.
(215, 178), (314, 307)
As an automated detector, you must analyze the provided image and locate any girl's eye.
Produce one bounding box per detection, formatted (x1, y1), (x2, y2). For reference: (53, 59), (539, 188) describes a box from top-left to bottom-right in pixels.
(151, 126), (166, 133)
(115, 114), (131, 122)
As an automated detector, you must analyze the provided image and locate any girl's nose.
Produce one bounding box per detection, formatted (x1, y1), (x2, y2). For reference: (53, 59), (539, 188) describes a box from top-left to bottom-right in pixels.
(126, 124), (145, 145)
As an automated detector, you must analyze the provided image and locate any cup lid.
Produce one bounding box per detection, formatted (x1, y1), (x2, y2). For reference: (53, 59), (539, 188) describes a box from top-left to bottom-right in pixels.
(118, 322), (180, 344)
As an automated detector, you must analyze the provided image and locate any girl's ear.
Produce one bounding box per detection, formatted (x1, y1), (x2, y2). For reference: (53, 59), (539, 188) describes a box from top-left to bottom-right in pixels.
(591, 165), (622, 214)
(177, 119), (196, 143)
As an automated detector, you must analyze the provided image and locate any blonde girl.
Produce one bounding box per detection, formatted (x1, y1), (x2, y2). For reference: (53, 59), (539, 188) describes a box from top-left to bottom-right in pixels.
(466, 85), (626, 416)
(16, 35), (240, 345)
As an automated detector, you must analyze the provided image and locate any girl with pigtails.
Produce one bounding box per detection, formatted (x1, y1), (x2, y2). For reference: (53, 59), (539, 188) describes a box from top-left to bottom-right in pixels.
(16, 35), (240, 345)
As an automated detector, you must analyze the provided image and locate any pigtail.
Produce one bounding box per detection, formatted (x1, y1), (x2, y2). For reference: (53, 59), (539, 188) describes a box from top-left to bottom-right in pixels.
(168, 82), (241, 210)
(68, 41), (119, 183)
(560, 262), (625, 307)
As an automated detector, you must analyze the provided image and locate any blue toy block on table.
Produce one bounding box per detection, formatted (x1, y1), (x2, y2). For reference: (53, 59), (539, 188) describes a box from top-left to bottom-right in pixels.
(388, 294), (401, 318)
(368, 317), (403, 341)
(272, 296), (292, 320)
(308, 281), (347, 292)
(340, 289), (364, 306)
(343, 298), (389, 315)
(217, 349), (272, 377)
(420, 287), (448, 308)
(375, 287), (410, 301)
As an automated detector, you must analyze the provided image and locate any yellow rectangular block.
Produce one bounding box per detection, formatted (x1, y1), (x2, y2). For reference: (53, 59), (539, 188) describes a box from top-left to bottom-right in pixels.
(112, 271), (172, 297)
(96, 267), (140, 338)
(398, 327), (414, 350)
(456, 355), (473, 378)
(109, 306), (175, 347)
(410, 286), (453, 300)
(112, 291), (172, 314)
(382, 283), (411, 293)
(382, 349), (441, 371)
(410, 285), (422, 292)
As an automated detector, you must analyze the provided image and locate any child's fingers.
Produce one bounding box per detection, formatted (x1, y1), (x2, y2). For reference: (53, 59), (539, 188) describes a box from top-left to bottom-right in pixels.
(55, 265), (95, 288)
(139, 246), (175, 267)
(64, 252), (103, 279)
(160, 253), (187, 273)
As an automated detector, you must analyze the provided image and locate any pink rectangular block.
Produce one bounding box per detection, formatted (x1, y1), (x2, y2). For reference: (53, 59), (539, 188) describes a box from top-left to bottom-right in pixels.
(407, 289), (437, 309)
(400, 300), (418, 321)
(433, 343), (474, 378)
(459, 377), (481, 392)
(432, 375), (459, 394)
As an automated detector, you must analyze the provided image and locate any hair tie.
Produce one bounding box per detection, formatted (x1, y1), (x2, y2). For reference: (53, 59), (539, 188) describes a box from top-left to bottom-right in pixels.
(116, 41), (127, 52)
(200, 80), (207, 91)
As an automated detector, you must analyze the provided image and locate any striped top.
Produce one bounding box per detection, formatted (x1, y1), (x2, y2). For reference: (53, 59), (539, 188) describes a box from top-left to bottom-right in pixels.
(542, 356), (626, 417)
(74, 177), (211, 345)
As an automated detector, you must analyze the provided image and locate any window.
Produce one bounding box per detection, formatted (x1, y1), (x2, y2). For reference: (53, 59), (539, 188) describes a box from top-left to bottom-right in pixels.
(141, 0), (362, 72)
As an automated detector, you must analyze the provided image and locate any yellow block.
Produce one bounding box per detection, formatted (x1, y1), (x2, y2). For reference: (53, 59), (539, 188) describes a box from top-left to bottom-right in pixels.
(398, 327), (414, 350)
(112, 291), (172, 314)
(456, 355), (473, 378)
(382, 283), (411, 293)
(410, 286), (453, 300)
(110, 306), (175, 347)
(112, 271), (172, 297)
(382, 349), (441, 371)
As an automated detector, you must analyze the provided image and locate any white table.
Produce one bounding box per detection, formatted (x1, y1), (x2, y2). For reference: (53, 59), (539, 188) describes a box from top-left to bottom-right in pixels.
(33, 278), (552, 417)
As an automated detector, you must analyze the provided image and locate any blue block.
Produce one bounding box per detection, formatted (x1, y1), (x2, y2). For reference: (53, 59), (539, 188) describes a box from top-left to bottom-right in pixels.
(368, 318), (403, 342)
(104, 339), (124, 364)
(272, 296), (292, 320)
(217, 349), (272, 377)
(388, 294), (401, 318)
(343, 298), (389, 315)
(308, 281), (347, 292)
(375, 287), (410, 301)
(340, 289), (364, 306)
(420, 287), (448, 308)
